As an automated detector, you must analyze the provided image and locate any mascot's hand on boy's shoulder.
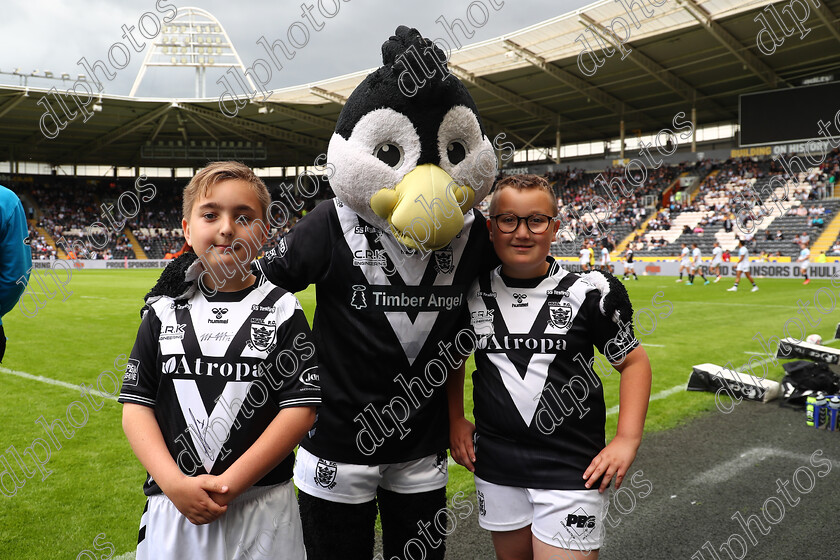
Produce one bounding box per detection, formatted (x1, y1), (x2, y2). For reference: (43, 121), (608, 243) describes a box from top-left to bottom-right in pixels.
(580, 270), (634, 329)
(140, 252), (198, 318)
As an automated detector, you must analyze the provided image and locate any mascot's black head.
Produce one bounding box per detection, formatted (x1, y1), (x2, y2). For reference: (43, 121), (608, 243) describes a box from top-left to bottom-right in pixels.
(327, 25), (497, 252)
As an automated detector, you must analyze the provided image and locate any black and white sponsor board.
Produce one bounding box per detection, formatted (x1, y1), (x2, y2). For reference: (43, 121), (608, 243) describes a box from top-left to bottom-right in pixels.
(687, 362), (781, 403)
(31, 259), (171, 269)
(604, 261), (840, 278)
(777, 337), (840, 365)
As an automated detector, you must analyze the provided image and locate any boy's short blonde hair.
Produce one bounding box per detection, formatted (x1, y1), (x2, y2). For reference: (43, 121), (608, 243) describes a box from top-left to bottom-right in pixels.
(489, 174), (557, 217)
(182, 161), (270, 220)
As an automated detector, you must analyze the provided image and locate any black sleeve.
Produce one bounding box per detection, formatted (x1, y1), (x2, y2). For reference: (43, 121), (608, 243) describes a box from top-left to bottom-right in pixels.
(119, 306), (162, 408)
(252, 201), (334, 293)
(584, 292), (640, 365)
(265, 294), (321, 409)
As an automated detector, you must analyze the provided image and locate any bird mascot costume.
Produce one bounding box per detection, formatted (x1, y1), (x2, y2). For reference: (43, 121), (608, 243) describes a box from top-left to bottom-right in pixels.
(142, 25), (632, 560)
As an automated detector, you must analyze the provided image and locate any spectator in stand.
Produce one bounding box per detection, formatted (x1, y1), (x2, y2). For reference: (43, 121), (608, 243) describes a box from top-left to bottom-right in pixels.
(831, 241), (840, 255)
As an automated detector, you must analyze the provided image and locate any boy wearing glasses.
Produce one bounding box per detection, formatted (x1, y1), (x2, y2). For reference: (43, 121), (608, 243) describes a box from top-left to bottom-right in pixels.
(449, 174), (652, 560)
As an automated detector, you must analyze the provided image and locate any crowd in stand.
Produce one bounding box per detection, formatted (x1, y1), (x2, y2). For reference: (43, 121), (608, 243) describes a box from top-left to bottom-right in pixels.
(15, 150), (840, 262)
(19, 175), (319, 261)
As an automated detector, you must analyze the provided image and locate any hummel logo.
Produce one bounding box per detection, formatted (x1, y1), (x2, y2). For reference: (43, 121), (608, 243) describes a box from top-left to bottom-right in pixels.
(511, 292), (528, 308)
(211, 308), (228, 320)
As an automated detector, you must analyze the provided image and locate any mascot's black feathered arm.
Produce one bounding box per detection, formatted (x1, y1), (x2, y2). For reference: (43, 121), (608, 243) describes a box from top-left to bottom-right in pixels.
(140, 252), (633, 329)
(581, 270), (635, 333)
(140, 252), (198, 318)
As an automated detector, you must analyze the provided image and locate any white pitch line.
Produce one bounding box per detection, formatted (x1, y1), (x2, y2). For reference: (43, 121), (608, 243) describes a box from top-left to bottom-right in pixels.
(691, 447), (840, 487)
(114, 552), (135, 560)
(735, 355), (778, 373)
(743, 351), (765, 355)
(0, 366), (117, 401)
(644, 343), (666, 347)
(679, 301), (796, 309)
(606, 383), (685, 416)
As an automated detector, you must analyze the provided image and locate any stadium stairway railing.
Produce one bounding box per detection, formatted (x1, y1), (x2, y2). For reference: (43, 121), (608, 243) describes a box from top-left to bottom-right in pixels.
(612, 212), (656, 258)
(124, 228), (148, 260)
(812, 203), (840, 255)
(32, 220), (67, 259)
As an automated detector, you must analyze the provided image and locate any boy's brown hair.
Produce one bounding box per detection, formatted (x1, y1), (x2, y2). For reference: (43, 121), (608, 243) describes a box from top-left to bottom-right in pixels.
(182, 161), (270, 220)
(489, 174), (557, 217)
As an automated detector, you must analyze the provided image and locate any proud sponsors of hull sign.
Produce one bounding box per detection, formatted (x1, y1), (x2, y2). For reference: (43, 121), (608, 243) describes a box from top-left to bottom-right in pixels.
(610, 261), (839, 278)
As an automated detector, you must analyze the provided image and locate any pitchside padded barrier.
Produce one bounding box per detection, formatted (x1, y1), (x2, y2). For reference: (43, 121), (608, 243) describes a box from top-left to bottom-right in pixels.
(777, 338), (840, 365)
(687, 363), (781, 403)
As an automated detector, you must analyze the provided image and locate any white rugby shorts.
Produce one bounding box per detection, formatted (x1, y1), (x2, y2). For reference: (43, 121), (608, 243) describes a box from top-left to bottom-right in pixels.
(294, 447), (448, 504)
(474, 475), (608, 552)
(136, 481), (304, 560)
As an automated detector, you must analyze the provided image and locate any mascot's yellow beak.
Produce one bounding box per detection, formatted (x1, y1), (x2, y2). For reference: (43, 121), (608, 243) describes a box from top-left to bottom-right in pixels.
(369, 164), (475, 252)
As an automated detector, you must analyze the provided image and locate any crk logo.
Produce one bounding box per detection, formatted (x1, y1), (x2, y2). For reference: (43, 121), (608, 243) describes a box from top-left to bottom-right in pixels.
(314, 459), (338, 489)
(350, 285), (367, 310)
(477, 489), (486, 516)
(212, 308), (228, 320)
(512, 293), (528, 307)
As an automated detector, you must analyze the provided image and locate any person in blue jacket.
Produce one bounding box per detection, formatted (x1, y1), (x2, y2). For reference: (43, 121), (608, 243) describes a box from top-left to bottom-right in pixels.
(0, 185), (32, 360)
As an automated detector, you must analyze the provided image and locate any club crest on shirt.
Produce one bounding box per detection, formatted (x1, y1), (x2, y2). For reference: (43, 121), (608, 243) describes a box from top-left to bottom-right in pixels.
(249, 317), (277, 352)
(433, 246), (454, 274)
(278, 237), (288, 257)
(548, 302), (572, 330)
(314, 459), (338, 489)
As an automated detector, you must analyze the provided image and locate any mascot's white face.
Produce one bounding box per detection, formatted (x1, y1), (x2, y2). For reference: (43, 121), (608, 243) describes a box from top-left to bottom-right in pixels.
(325, 25), (496, 253)
(328, 105), (495, 252)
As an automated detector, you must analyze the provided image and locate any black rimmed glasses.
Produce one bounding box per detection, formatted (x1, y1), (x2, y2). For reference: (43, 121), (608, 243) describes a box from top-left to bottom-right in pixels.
(490, 213), (555, 234)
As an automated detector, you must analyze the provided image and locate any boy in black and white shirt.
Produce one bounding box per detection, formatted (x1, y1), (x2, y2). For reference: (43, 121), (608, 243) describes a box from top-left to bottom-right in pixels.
(120, 162), (319, 560)
(449, 175), (652, 559)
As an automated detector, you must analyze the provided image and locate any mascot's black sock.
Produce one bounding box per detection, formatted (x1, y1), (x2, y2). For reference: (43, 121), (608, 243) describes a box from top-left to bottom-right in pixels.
(298, 491), (376, 560)
(378, 487), (447, 560)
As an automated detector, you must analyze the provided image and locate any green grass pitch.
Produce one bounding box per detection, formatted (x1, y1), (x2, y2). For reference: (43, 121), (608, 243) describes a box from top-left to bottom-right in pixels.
(0, 269), (833, 558)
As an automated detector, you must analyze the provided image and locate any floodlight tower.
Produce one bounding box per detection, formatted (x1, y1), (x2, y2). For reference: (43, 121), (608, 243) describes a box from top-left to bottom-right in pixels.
(129, 7), (256, 98)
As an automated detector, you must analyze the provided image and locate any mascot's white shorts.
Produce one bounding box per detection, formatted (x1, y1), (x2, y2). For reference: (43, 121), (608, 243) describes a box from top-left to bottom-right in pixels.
(294, 447), (448, 504)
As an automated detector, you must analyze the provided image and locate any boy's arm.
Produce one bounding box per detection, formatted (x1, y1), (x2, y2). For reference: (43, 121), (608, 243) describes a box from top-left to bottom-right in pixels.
(447, 361), (475, 472)
(210, 405), (316, 505)
(583, 346), (651, 493)
(122, 403), (229, 524)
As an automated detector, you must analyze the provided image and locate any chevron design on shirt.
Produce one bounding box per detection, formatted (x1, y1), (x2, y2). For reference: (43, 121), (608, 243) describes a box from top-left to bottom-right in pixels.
(173, 379), (252, 473)
(336, 200), (473, 365)
(488, 352), (554, 426)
